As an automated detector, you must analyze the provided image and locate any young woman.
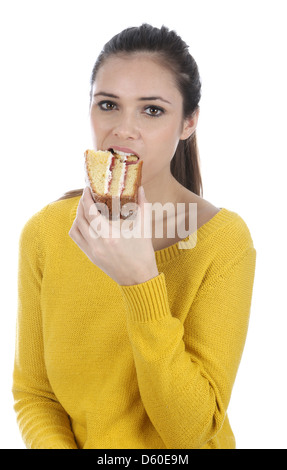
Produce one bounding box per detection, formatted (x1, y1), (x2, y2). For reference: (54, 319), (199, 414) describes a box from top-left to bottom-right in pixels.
(13, 24), (257, 449)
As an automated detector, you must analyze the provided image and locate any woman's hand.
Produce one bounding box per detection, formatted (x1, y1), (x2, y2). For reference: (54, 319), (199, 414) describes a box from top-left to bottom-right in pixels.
(69, 186), (159, 286)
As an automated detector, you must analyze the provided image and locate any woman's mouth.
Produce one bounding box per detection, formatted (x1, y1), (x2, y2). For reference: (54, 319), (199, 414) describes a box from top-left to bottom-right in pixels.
(108, 147), (140, 158)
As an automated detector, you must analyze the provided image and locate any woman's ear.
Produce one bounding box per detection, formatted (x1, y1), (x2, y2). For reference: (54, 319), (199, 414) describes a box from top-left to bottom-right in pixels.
(180, 107), (200, 140)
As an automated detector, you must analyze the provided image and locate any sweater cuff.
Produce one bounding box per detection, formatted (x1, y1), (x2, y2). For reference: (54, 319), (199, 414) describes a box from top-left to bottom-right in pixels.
(119, 272), (170, 323)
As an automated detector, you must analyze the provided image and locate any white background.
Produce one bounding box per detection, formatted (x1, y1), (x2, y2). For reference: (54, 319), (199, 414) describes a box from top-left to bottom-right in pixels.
(1, 0), (286, 449)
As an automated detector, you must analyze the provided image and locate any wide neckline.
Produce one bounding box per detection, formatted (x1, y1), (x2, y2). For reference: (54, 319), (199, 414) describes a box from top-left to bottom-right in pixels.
(69, 197), (238, 265)
(153, 207), (238, 264)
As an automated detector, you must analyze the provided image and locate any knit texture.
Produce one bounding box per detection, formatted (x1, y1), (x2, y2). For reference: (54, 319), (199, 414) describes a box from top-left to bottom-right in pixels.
(13, 196), (256, 449)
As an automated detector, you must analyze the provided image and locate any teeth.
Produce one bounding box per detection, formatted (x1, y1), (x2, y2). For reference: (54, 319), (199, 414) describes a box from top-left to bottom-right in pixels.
(112, 149), (134, 157)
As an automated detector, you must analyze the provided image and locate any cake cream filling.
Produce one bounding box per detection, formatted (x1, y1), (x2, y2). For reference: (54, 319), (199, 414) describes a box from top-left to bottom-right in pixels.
(104, 151), (127, 196)
(104, 153), (114, 194)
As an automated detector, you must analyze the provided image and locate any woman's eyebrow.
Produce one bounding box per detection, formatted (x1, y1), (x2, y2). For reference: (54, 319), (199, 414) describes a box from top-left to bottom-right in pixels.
(93, 92), (171, 104)
(139, 96), (171, 105)
(93, 92), (119, 99)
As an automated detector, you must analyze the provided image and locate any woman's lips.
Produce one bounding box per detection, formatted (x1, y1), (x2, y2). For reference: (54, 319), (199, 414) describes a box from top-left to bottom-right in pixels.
(108, 146), (140, 158)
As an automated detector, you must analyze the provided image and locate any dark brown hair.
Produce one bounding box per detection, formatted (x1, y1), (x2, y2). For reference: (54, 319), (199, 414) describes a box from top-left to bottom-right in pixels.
(57, 24), (202, 201)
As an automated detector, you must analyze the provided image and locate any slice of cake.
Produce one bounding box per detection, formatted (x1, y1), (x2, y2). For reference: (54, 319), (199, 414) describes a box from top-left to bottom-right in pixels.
(84, 149), (143, 220)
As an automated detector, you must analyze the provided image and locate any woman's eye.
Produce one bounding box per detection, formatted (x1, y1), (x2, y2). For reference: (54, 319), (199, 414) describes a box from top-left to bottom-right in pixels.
(96, 101), (164, 117)
(145, 106), (164, 117)
(98, 101), (117, 111)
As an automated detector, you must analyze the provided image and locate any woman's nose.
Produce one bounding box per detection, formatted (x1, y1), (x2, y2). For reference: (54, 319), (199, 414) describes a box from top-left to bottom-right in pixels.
(112, 113), (140, 140)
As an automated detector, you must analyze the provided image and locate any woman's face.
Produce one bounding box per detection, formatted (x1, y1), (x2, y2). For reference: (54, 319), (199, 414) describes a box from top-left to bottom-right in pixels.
(89, 53), (197, 185)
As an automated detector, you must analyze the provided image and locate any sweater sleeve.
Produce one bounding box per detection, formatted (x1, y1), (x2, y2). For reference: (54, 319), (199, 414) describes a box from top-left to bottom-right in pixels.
(119, 246), (256, 449)
(12, 209), (78, 449)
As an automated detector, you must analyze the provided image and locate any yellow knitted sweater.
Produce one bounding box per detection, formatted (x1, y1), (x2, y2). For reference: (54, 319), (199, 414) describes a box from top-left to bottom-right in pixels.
(13, 196), (256, 449)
